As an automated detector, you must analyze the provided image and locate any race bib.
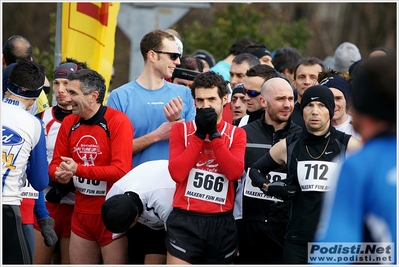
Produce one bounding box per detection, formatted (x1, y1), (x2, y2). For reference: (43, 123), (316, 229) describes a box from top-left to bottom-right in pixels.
(297, 160), (338, 192)
(243, 169), (285, 202)
(21, 180), (39, 199)
(73, 176), (107, 196)
(185, 168), (228, 204)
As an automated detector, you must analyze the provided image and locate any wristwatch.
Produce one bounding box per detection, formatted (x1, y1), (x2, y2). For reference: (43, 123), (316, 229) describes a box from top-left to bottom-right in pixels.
(209, 131), (221, 140)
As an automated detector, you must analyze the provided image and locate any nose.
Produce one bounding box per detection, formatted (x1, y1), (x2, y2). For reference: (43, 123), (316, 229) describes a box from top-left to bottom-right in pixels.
(304, 77), (312, 85)
(203, 100), (212, 108)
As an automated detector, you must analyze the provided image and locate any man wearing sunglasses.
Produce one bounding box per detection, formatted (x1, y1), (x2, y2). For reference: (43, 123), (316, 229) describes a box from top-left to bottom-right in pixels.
(106, 29), (196, 264)
(234, 64), (279, 127)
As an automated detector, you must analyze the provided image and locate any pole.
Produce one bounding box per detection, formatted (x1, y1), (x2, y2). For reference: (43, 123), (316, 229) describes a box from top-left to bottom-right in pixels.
(52, 2), (62, 106)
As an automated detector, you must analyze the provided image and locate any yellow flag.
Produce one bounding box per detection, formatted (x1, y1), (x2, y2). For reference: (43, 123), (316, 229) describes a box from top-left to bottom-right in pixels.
(62, 2), (120, 103)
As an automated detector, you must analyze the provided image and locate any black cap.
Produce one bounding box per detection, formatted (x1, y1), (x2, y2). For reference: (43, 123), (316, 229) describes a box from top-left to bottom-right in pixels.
(101, 193), (138, 233)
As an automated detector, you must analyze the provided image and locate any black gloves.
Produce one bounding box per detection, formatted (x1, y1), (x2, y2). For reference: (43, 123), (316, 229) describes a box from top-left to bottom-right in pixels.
(37, 217), (58, 247)
(195, 108), (221, 140)
(46, 179), (75, 203)
(267, 181), (298, 200)
(260, 184), (268, 195)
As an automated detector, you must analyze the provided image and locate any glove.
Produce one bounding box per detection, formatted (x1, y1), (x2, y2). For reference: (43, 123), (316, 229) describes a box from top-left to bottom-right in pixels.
(195, 108), (211, 139)
(260, 184), (268, 195)
(46, 179), (75, 203)
(37, 217), (58, 247)
(267, 181), (298, 200)
(205, 108), (221, 140)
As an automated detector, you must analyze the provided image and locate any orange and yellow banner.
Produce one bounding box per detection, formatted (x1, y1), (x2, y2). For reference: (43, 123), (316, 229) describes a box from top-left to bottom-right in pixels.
(62, 2), (120, 103)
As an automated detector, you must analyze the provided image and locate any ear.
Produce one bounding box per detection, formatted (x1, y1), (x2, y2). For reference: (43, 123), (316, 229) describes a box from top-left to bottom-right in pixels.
(147, 50), (157, 63)
(221, 94), (228, 107)
(260, 95), (267, 108)
(91, 91), (99, 102)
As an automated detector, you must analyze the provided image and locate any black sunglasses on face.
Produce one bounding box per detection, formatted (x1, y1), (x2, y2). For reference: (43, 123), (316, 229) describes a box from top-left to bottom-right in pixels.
(244, 88), (261, 97)
(152, 50), (181, 61)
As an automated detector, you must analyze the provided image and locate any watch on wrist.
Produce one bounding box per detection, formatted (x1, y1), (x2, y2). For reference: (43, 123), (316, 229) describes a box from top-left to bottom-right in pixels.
(209, 131), (221, 140)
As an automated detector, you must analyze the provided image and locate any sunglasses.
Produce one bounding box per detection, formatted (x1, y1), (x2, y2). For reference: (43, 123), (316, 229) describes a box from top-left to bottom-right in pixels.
(153, 50), (181, 61)
(243, 88), (261, 97)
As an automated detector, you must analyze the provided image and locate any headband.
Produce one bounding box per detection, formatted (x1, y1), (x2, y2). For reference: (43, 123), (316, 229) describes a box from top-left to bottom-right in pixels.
(7, 82), (43, 99)
(53, 62), (79, 79)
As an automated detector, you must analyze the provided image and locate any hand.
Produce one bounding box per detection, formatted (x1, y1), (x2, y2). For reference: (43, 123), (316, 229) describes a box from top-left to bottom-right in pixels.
(164, 96), (183, 122)
(195, 108), (210, 139)
(54, 166), (73, 184)
(153, 121), (178, 141)
(260, 183), (268, 195)
(59, 156), (78, 175)
(37, 217), (58, 247)
(267, 181), (298, 200)
(203, 108), (220, 140)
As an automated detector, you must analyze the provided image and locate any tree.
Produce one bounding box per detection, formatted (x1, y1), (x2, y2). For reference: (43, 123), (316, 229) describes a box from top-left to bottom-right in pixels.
(179, 3), (313, 61)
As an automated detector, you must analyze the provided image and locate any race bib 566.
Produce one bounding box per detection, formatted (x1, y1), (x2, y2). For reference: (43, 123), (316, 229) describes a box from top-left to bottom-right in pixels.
(185, 168), (228, 204)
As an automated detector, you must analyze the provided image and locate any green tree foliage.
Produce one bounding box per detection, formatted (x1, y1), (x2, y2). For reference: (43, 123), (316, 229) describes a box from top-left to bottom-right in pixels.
(180, 3), (313, 61)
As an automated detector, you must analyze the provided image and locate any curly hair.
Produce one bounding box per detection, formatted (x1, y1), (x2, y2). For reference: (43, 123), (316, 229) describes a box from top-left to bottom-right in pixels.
(190, 71), (229, 99)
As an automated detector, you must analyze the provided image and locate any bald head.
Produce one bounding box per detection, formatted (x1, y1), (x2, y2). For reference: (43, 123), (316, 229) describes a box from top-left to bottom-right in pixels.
(3, 35), (33, 68)
(261, 77), (293, 100)
(261, 77), (295, 127)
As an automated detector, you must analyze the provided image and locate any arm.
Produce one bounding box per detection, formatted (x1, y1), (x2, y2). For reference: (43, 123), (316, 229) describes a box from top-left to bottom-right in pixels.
(168, 122), (204, 183)
(132, 121), (179, 155)
(133, 97), (185, 155)
(28, 119), (50, 191)
(34, 190), (49, 219)
(346, 136), (363, 157)
(249, 139), (287, 188)
(34, 190), (58, 247)
(210, 127), (246, 181)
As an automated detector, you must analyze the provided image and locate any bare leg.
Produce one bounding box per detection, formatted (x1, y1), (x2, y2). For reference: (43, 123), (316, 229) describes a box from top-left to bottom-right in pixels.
(100, 235), (128, 264)
(33, 228), (56, 264)
(144, 253), (166, 264)
(166, 252), (191, 264)
(69, 232), (101, 264)
(59, 236), (70, 264)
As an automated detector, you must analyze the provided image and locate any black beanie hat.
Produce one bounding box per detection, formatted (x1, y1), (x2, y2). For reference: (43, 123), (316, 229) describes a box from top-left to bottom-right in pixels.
(101, 193), (138, 233)
(301, 85), (335, 119)
(232, 83), (245, 97)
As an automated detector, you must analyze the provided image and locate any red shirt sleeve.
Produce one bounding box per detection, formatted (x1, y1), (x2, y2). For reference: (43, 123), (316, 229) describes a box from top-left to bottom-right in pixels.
(168, 122), (203, 183)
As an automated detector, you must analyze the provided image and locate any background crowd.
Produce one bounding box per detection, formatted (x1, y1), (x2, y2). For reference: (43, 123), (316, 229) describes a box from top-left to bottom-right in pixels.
(2, 24), (396, 265)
